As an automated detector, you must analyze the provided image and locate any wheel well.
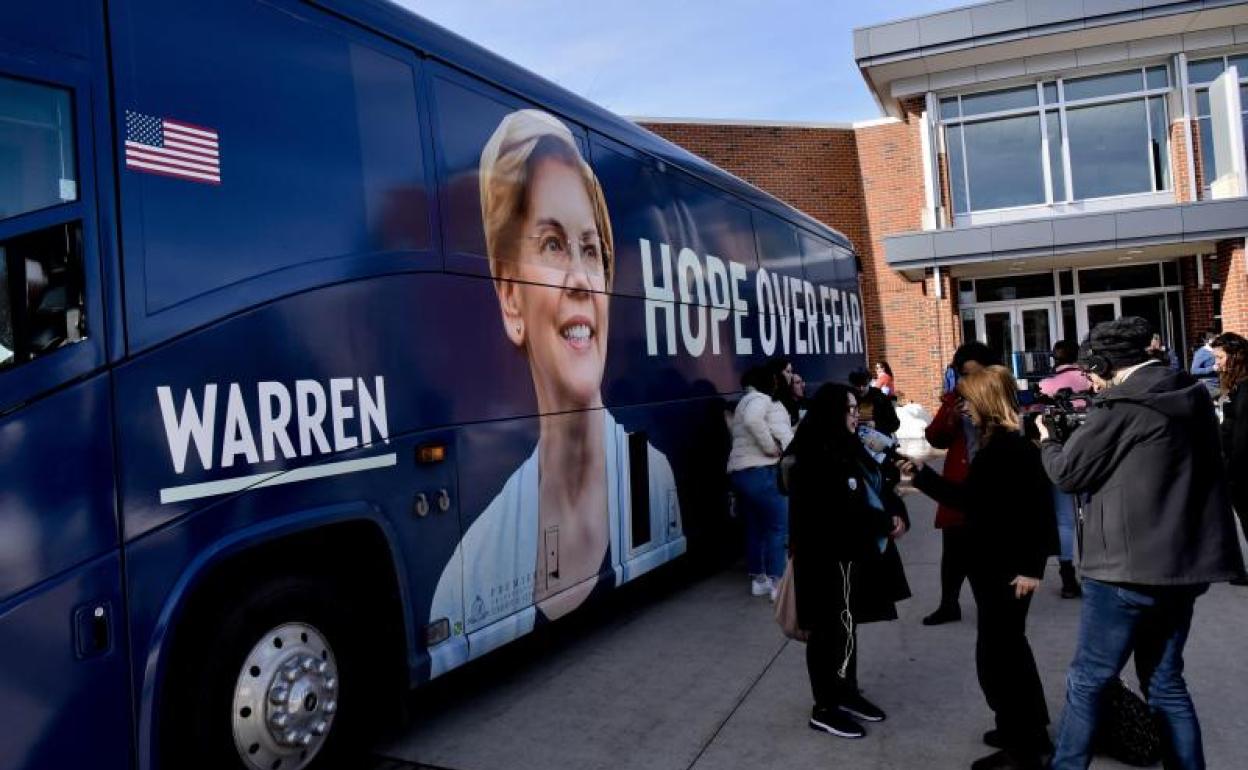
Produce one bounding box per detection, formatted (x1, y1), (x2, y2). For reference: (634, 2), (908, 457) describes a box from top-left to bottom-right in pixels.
(163, 519), (410, 716)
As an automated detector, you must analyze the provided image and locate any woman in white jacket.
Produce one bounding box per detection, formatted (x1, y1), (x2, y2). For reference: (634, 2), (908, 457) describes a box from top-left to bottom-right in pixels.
(728, 366), (795, 597)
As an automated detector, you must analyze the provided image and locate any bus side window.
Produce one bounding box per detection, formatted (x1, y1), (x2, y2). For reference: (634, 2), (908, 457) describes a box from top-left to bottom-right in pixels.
(0, 75), (78, 221)
(0, 73), (85, 372)
(0, 222), (87, 370)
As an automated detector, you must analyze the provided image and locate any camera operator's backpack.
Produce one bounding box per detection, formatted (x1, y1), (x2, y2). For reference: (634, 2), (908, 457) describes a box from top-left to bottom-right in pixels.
(1094, 679), (1162, 766)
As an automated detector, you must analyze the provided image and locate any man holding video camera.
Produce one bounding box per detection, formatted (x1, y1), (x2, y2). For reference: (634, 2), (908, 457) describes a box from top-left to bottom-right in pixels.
(1038, 317), (1245, 770)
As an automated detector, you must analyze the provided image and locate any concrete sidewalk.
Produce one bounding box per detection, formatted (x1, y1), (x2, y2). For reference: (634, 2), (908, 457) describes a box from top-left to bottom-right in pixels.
(375, 485), (1248, 770)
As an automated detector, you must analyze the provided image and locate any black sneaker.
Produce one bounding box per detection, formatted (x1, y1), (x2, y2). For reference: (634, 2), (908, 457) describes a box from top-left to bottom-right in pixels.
(809, 706), (866, 738)
(838, 692), (886, 722)
(1230, 576), (1248, 586)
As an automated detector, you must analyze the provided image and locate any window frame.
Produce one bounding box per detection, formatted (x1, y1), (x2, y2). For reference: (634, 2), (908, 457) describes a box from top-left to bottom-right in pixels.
(939, 64), (1173, 217)
(0, 51), (107, 414)
(1186, 51), (1248, 196)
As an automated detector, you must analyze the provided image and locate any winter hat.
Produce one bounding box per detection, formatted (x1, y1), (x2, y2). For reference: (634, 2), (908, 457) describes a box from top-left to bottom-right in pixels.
(1080, 316), (1152, 375)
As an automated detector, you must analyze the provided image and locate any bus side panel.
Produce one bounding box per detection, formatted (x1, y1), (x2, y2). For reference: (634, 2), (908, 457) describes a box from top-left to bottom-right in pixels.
(108, 0), (439, 353)
(0, 0), (92, 60)
(0, 554), (130, 770)
(0, 375), (120, 606)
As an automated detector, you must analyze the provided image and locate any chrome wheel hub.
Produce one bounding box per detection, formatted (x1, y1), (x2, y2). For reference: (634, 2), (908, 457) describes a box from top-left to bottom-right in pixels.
(232, 623), (338, 770)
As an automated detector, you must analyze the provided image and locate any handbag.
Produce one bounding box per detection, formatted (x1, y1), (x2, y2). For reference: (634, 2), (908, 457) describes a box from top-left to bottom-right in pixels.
(772, 557), (809, 642)
(1093, 678), (1162, 766)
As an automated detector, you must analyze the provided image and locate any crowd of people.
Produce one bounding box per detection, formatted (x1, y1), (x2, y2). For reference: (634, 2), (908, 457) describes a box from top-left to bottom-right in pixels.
(725, 320), (1248, 770)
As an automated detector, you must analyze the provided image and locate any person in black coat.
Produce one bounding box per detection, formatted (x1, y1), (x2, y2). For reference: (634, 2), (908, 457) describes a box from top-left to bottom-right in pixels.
(849, 368), (901, 436)
(1040, 318), (1244, 769)
(1212, 332), (1248, 575)
(899, 365), (1057, 770)
(786, 383), (911, 740)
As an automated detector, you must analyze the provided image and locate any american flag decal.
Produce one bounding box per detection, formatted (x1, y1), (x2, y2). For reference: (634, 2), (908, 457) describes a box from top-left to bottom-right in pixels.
(125, 111), (220, 184)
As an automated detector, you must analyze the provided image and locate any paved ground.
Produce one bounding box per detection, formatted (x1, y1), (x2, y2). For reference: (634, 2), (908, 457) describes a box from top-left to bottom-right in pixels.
(371, 473), (1248, 770)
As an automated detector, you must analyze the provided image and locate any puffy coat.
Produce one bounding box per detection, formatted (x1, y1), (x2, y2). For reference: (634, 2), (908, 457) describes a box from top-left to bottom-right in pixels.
(727, 389), (794, 473)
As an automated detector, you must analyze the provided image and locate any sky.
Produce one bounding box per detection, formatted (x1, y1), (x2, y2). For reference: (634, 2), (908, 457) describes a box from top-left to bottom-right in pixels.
(396, 0), (962, 124)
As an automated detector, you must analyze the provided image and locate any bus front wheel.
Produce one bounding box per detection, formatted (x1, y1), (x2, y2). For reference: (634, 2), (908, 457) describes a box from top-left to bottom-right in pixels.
(162, 575), (372, 770)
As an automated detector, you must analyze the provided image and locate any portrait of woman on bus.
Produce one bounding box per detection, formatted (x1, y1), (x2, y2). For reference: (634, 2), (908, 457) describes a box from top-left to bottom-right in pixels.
(430, 109), (679, 655)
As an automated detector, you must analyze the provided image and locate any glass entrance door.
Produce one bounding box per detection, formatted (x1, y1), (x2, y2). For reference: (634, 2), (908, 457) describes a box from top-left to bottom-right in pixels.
(1017, 304), (1056, 378)
(977, 309), (1014, 370)
(1077, 297), (1121, 340)
(974, 304), (1056, 377)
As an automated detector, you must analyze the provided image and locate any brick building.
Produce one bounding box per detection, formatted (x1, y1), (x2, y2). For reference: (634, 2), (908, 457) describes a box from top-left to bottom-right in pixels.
(642, 0), (1248, 408)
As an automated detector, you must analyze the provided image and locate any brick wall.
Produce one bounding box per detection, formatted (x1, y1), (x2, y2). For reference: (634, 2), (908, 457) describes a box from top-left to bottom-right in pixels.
(1182, 254), (1217, 355)
(644, 103), (956, 408)
(1171, 120), (1195, 203)
(854, 99), (959, 408)
(1217, 238), (1248, 334)
(1191, 118), (1208, 198)
(639, 122), (869, 253)
(1183, 243), (1248, 363)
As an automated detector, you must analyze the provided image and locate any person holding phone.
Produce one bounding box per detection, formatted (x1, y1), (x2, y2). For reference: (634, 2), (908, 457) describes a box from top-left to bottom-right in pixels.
(898, 365), (1057, 770)
(787, 384), (910, 739)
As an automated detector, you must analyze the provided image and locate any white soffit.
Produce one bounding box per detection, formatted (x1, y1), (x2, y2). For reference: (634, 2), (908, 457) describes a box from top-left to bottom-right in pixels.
(870, 5), (1248, 101)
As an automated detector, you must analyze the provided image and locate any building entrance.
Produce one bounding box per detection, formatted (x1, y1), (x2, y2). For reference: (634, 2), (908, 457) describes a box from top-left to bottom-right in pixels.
(958, 262), (1185, 382)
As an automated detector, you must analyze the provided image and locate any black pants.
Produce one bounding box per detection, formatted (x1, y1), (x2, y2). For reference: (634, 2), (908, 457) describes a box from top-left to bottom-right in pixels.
(939, 526), (972, 610)
(969, 569), (1050, 750)
(806, 625), (858, 708)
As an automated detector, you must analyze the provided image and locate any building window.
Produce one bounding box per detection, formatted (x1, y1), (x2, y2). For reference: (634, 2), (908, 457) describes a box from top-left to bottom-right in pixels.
(941, 65), (1171, 215)
(1188, 54), (1248, 195)
(1077, 263), (1163, 293)
(974, 271), (1055, 302)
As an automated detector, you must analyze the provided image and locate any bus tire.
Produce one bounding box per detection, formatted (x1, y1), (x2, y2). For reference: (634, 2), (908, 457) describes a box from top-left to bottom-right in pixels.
(161, 574), (374, 770)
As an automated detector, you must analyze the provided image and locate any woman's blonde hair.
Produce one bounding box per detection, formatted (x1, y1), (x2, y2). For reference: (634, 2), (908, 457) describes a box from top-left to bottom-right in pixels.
(956, 365), (1021, 436)
(478, 109), (614, 288)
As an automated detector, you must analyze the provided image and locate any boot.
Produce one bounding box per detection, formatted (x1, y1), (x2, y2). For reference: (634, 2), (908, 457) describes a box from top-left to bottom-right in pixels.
(1059, 561), (1081, 599)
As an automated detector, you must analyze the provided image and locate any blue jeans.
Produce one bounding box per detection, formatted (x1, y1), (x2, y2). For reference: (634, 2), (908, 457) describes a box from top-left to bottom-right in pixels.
(1052, 578), (1208, 770)
(1053, 486), (1077, 562)
(731, 465), (787, 579)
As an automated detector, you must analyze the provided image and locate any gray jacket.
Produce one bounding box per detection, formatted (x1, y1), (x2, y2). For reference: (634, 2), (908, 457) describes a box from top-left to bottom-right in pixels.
(1041, 363), (1245, 585)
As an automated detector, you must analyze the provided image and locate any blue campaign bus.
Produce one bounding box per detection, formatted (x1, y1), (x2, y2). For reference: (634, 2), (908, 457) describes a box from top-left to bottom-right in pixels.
(0, 2), (866, 768)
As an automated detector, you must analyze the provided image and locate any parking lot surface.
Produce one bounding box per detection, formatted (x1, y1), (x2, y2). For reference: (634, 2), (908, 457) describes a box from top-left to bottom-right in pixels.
(371, 481), (1248, 770)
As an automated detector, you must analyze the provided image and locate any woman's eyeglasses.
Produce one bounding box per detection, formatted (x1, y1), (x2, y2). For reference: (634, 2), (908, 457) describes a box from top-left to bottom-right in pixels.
(526, 231), (608, 276)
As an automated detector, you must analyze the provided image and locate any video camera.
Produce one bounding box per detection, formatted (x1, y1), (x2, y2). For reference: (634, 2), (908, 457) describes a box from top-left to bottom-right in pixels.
(1030, 387), (1090, 443)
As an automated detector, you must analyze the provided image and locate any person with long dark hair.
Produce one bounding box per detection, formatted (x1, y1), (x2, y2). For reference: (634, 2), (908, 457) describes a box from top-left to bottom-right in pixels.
(768, 355), (802, 425)
(1212, 331), (1248, 585)
(899, 366), (1057, 770)
(787, 384), (910, 739)
(872, 361), (895, 398)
